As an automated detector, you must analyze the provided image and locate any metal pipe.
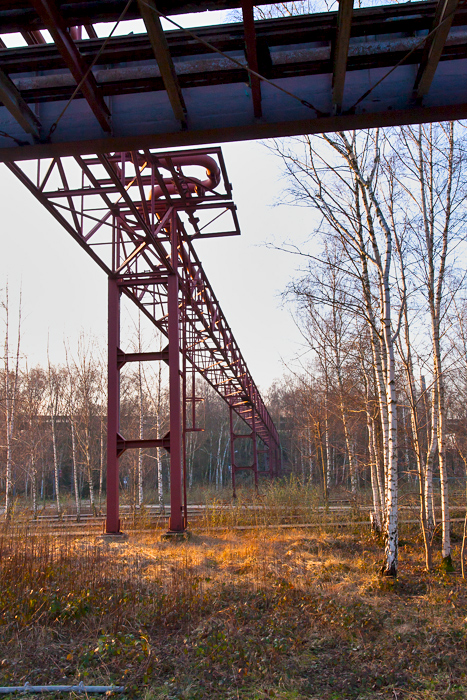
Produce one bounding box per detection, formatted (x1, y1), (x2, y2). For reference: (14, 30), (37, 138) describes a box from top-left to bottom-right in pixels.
(0, 683), (125, 694)
(150, 155), (221, 200)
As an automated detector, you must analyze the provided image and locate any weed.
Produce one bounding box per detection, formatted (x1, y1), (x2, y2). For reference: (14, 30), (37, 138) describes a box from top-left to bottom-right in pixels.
(0, 496), (466, 699)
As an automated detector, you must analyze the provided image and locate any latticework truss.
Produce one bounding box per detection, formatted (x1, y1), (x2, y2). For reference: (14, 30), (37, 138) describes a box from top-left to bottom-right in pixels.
(8, 147), (281, 531)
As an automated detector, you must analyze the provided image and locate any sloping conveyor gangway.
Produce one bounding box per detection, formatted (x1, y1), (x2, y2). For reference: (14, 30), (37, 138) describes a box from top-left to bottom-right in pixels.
(7, 147), (281, 533)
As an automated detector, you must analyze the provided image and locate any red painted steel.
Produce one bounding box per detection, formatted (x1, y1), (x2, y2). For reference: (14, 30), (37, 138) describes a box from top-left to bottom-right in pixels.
(106, 277), (120, 533)
(7, 147), (281, 532)
(167, 208), (184, 532)
(241, 0), (262, 119)
(29, 0), (111, 133)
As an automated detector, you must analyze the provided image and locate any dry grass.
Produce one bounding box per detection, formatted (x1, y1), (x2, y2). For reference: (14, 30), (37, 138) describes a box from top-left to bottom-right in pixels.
(0, 516), (467, 700)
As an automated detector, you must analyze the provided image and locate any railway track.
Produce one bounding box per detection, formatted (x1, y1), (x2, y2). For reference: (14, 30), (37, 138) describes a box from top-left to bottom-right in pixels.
(2, 502), (465, 537)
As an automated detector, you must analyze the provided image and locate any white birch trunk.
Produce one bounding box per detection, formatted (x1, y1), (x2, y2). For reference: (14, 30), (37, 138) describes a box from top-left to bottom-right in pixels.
(99, 414), (104, 506)
(85, 428), (94, 510)
(395, 252), (432, 570)
(372, 418), (385, 519)
(221, 432), (230, 485)
(31, 461), (37, 519)
(415, 122), (452, 564)
(434, 329), (450, 562)
(215, 424), (224, 490)
(51, 415), (61, 515)
(367, 412), (382, 532)
(47, 346), (61, 516)
(71, 420), (81, 522)
(157, 448), (164, 512)
(332, 328), (357, 492)
(308, 427), (314, 482)
(381, 266), (398, 575)
(425, 386), (437, 535)
(157, 360), (164, 512)
(324, 394), (331, 490)
(348, 131), (398, 574)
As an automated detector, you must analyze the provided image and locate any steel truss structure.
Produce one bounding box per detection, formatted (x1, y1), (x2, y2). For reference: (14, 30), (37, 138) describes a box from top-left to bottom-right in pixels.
(0, 0), (467, 159)
(7, 147), (280, 532)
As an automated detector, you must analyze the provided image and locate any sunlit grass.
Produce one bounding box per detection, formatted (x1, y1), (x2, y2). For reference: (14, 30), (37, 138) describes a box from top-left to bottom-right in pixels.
(0, 483), (467, 699)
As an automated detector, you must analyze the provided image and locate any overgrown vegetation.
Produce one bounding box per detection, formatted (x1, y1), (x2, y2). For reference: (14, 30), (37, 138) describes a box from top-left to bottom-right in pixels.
(1, 503), (467, 700)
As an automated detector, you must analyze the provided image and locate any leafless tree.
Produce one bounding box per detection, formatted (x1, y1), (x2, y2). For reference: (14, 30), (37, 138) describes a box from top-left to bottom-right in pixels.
(272, 129), (402, 574)
(2, 286), (22, 520)
(388, 122), (467, 568)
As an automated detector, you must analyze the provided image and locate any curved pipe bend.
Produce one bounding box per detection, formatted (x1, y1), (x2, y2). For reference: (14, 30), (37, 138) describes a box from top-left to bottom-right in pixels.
(149, 154), (221, 200)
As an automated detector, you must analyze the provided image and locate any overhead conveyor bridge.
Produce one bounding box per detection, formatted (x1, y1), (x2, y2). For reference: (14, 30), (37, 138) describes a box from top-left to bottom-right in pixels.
(0, 0), (466, 158)
(7, 147), (281, 533)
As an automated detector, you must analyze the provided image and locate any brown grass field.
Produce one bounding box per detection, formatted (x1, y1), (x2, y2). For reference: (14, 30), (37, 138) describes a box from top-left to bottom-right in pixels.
(1, 499), (467, 700)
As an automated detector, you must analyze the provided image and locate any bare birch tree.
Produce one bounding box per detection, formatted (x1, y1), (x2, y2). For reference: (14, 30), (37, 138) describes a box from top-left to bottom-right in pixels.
(65, 350), (81, 521)
(272, 129), (402, 574)
(67, 335), (101, 513)
(22, 365), (47, 519)
(46, 346), (63, 516)
(390, 122), (467, 567)
(287, 242), (360, 492)
(2, 286), (22, 520)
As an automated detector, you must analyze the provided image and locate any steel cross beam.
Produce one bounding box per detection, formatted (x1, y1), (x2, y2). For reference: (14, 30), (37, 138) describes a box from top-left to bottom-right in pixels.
(331, 0), (353, 115)
(6, 146), (280, 532)
(137, 0), (187, 126)
(0, 69), (41, 139)
(414, 0), (459, 99)
(29, 0), (111, 133)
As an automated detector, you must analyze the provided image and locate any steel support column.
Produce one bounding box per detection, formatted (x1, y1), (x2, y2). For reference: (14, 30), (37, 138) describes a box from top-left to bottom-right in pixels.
(229, 403), (237, 498)
(267, 441), (273, 479)
(269, 443), (275, 479)
(230, 399), (261, 496)
(251, 402), (259, 491)
(168, 211), (184, 532)
(106, 276), (121, 534)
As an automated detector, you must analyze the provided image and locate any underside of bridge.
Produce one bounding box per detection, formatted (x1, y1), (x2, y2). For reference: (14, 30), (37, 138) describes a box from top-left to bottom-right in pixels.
(0, 0), (466, 159)
(0, 0), (464, 531)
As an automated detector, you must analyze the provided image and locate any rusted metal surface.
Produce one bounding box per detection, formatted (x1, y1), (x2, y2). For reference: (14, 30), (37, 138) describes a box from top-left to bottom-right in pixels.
(242, 0), (262, 118)
(137, 0), (187, 125)
(414, 0), (460, 99)
(29, 0), (111, 133)
(331, 0), (353, 115)
(0, 1), (467, 156)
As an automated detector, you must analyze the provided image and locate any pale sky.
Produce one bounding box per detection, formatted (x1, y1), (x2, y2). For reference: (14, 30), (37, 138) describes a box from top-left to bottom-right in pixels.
(0, 139), (316, 392)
